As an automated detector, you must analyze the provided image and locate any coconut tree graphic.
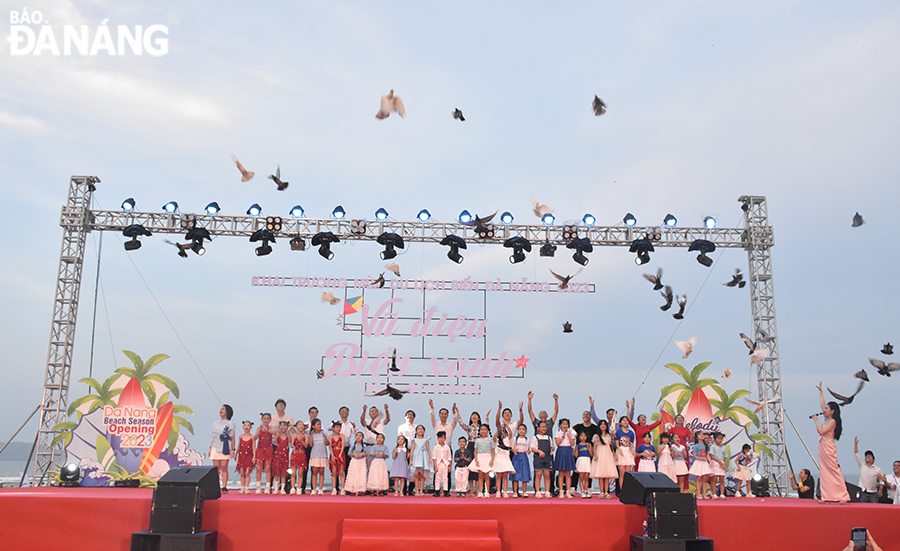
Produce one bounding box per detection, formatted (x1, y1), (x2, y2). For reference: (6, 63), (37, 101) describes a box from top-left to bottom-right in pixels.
(52, 374), (123, 448)
(709, 386), (760, 428)
(115, 351), (180, 401)
(657, 361), (720, 417)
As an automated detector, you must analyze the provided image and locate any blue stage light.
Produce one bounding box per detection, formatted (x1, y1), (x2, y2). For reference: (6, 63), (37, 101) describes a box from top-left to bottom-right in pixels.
(121, 198), (135, 212)
(458, 210), (472, 224)
(582, 214), (596, 226)
(375, 208), (389, 221)
(205, 202), (220, 215)
(664, 214), (677, 228)
(500, 212), (514, 225)
(542, 213), (555, 225)
(704, 216), (716, 229)
(417, 209), (431, 222)
(162, 201), (178, 214)
(247, 203), (262, 217)
(623, 213), (637, 227)
(332, 205), (345, 220)
(290, 205), (304, 218)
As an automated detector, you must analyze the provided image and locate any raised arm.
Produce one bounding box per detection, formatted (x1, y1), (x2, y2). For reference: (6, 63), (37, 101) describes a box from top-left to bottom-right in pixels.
(817, 382), (826, 412)
(517, 402), (524, 428)
(383, 404), (391, 425)
(527, 391), (536, 423)
(589, 397), (601, 424)
(551, 394), (559, 423)
(495, 401), (502, 429)
(429, 399), (437, 428)
(360, 405), (368, 428)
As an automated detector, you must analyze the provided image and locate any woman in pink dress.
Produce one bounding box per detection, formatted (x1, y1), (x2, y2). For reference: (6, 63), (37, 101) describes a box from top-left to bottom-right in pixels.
(814, 382), (849, 504)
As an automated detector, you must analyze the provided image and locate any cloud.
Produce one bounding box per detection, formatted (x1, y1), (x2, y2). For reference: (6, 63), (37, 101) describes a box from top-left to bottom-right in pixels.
(0, 110), (46, 133)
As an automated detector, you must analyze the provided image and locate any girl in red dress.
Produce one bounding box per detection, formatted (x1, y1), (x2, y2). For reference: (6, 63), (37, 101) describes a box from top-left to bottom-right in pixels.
(255, 413), (274, 494)
(271, 421), (291, 494)
(329, 421), (347, 495)
(235, 421), (256, 494)
(290, 421), (308, 495)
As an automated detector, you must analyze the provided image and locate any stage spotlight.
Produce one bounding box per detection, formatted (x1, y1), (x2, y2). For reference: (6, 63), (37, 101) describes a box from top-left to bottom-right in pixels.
(375, 208), (389, 221)
(500, 212), (514, 225)
(647, 226), (662, 241)
(290, 236), (306, 251)
(312, 232), (339, 260)
(623, 213), (637, 227)
(688, 239), (716, 267)
(539, 242), (557, 257)
(205, 202), (220, 215)
(440, 235), (466, 264)
(249, 229), (275, 256)
(542, 213), (555, 225)
(704, 216), (716, 229)
(417, 209), (431, 222)
(122, 224), (152, 251)
(247, 203), (262, 217)
(350, 220), (367, 235)
(503, 236), (532, 264)
(582, 214), (596, 226)
(567, 237), (593, 266)
(162, 201), (178, 214)
(290, 205), (304, 218)
(562, 225), (578, 240)
(58, 462), (81, 487)
(185, 227), (211, 256)
(458, 210), (472, 224)
(266, 217), (282, 232)
(663, 213), (677, 228)
(377, 232), (405, 260)
(121, 198), (135, 212)
(630, 238), (655, 266)
(332, 206), (346, 220)
(750, 473), (770, 497)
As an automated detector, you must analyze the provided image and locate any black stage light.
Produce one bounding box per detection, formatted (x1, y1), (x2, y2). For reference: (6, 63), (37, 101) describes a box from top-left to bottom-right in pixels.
(185, 227), (210, 256)
(58, 462), (81, 487)
(250, 229), (275, 256)
(630, 238), (655, 266)
(377, 232), (404, 260)
(312, 232), (339, 260)
(503, 236), (532, 264)
(688, 239), (716, 267)
(290, 236), (306, 251)
(539, 242), (556, 257)
(440, 235), (466, 264)
(567, 237), (592, 266)
(122, 224), (152, 251)
(751, 473), (770, 497)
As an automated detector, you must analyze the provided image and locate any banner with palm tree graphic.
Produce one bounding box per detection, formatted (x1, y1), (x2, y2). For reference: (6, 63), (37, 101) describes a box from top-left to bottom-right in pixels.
(52, 350), (204, 487)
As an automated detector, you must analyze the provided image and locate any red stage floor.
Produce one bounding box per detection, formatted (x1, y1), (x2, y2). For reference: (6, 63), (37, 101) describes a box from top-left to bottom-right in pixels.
(1, 487), (898, 551)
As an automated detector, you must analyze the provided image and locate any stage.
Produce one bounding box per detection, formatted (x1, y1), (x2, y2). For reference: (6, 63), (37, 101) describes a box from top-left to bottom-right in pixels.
(1, 487), (898, 550)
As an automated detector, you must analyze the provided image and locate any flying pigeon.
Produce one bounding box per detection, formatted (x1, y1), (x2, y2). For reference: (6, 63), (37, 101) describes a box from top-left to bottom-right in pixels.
(740, 332), (757, 355)
(660, 286), (674, 311)
(851, 212), (864, 227)
(672, 295), (687, 320)
(320, 292), (340, 305)
(744, 397), (777, 414)
(592, 95), (607, 116)
(722, 368), (733, 380)
(530, 199), (553, 219)
(164, 239), (191, 258)
(854, 369), (869, 383)
(373, 273), (385, 289)
(231, 155), (254, 182)
(882, 343), (894, 355)
(550, 268), (582, 290)
(643, 268), (664, 291)
(563, 322), (573, 333)
(268, 165), (288, 191)
(750, 347), (770, 366)
(724, 269), (746, 288)
(673, 337), (698, 359)
(376, 89), (405, 119)
(828, 380), (865, 406)
(453, 108), (465, 121)
(386, 263), (400, 277)
(316, 368), (325, 379)
(869, 358), (900, 377)
(370, 384), (408, 400)
(389, 349), (400, 372)
(461, 212), (496, 234)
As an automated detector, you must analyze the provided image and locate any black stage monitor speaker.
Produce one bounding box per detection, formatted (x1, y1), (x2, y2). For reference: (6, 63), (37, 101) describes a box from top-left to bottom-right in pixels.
(156, 467), (221, 501)
(648, 492), (697, 517)
(845, 481), (862, 503)
(619, 472), (680, 505)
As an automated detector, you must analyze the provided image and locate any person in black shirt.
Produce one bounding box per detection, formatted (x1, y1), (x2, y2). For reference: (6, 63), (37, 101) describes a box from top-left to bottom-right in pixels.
(789, 469), (816, 499)
(572, 409), (598, 495)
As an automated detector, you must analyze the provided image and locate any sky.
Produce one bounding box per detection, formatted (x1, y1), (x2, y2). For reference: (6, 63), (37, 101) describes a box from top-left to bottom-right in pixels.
(1, 1), (899, 484)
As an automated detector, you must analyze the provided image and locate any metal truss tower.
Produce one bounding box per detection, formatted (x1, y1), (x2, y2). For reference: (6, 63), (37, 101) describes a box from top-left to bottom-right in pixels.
(740, 195), (786, 495)
(29, 178), (786, 491)
(31, 176), (97, 485)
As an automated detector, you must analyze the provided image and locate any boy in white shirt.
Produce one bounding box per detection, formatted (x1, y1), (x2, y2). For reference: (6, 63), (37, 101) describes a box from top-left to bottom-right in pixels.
(432, 431), (453, 497)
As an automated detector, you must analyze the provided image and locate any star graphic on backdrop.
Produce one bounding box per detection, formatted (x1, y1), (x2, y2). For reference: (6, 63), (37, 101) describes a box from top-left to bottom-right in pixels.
(514, 354), (529, 369)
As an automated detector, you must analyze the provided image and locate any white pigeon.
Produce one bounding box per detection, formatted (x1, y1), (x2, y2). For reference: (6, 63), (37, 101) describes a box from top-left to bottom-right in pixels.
(673, 337), (698, 359)
(745, 396), (779, 414)
(376, 90), (405, 119)
(530, 199), (553, 219)
(385, 263), (401, 277)
(750, 347), (770, 366)
(320, 292), (340, 305)
(722, 368), (732, 380)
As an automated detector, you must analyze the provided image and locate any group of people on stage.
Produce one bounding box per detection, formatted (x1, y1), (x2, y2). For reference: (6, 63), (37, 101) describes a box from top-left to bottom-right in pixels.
(207, 392), (779, 499)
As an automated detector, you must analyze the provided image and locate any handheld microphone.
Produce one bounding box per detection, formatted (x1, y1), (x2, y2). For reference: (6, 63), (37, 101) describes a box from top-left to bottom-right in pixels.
(809, 412), (822, 419)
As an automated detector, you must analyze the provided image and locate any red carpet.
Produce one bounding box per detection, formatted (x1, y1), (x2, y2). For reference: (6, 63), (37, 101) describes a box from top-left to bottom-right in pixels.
(1, 488), (899, 551)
